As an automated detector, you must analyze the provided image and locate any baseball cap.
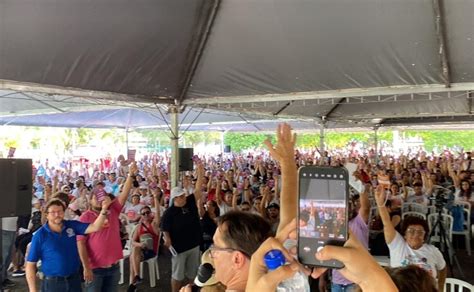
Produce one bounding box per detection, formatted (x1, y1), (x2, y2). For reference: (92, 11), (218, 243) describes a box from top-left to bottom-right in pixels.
(266, 202), (280, 210)
(170, 187), (186, 201)
(139, 182), (148, 189)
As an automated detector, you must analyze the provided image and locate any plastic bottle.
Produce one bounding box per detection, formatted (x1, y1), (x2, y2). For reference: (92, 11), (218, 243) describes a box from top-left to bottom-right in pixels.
(264, 249), (310, 292)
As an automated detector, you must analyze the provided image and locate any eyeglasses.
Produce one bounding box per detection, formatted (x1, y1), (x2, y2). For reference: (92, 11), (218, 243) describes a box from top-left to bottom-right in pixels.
(208, 244), (240, 258)
(406, 228), (425, 236)
(141, 211), (151, 216)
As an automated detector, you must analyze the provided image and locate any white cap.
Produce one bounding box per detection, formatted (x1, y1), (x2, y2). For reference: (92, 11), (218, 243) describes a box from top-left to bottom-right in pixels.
(170, 187), (186, 201)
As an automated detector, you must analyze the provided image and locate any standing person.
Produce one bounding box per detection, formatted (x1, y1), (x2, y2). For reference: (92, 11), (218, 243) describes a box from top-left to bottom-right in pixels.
(25, 198), (112, 292)
(77, 162), (137, 292)
(161, 187), (202, 292)
(1, 216), (18, 289)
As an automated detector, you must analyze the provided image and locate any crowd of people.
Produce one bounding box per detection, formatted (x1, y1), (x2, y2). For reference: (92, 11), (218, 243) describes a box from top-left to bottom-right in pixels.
(1, 123), (472, 292)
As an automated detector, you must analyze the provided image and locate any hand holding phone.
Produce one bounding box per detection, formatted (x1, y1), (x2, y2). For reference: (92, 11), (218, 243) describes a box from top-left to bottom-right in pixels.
(297, 166), (349, 269)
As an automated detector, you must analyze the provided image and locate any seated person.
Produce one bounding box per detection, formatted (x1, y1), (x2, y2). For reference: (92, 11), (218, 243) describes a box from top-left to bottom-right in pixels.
(124, 194), (143, 223)
(375, 186), (446, 291)
(405, 182), (429, 205)
(129, 195), (160, 289)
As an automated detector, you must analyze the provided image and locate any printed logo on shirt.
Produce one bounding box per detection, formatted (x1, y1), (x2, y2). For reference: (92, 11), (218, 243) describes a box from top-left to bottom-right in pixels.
(400, 255), (433, 276)
(66, 228), (76, 237)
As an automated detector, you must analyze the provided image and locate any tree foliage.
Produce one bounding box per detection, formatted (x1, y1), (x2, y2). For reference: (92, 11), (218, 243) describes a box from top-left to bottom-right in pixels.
(404, 130), (474, 151)
(224, 132), (275, 152)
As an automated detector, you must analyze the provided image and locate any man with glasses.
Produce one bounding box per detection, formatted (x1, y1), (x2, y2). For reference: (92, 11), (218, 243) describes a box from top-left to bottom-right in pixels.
(76, 162), (137, 292)
(26, 198), (112, 292)
(161, 187), (202, 292)
(209, 211), (272, 292)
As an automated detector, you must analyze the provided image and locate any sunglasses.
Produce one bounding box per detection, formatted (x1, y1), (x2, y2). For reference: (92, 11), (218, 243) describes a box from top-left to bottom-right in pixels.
(141, 211), (151, 216)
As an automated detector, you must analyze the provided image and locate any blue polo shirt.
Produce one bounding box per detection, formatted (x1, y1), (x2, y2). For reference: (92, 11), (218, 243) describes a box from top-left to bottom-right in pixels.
(27, 220), (89, 277)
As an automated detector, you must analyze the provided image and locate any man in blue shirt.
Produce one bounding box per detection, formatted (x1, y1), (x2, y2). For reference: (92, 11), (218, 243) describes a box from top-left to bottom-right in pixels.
(25, 197), (112, 292)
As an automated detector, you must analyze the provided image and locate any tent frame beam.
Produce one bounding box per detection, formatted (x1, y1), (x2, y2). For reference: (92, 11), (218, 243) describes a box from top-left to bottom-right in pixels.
(0, 79), (174, 104)
(432, 0), (451, 87)
(184, 83), (474, 105)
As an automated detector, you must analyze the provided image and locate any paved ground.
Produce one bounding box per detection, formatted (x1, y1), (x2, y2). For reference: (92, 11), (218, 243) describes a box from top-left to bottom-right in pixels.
(7, 253), (173, 292)
(6, 236), (474, 291)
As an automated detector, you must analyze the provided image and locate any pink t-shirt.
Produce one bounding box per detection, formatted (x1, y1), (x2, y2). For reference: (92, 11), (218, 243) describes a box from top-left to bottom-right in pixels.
(77, 199), (123, 269)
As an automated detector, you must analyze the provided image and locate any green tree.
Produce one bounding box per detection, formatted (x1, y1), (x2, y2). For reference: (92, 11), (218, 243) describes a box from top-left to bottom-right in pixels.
(404, 130), (474, 151)
(296, 133), (320, 148)
(76, 128), (94, 145)
(224, 132), (275, 152)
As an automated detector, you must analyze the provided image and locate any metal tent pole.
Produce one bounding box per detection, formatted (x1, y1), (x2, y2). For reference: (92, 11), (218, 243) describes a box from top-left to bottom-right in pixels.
(169, 106), (180, 188)
(374, 126), (379, 164)
(319, 121), (326, 165)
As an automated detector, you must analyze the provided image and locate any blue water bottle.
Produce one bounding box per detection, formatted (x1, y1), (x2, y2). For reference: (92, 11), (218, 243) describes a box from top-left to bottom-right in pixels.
(264, 249), (310, 292)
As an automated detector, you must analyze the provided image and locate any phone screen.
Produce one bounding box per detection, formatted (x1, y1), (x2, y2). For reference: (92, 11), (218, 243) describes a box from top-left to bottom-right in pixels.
(298, 166), (348, 269)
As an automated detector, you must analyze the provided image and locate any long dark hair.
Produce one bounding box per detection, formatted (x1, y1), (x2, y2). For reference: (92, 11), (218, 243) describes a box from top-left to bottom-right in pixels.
(207, 200), (220, 217)
(460, 179), (472, 200)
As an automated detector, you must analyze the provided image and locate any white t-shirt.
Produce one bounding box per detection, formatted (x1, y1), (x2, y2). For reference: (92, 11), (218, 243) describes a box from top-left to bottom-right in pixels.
(123, 203), (143, 220)
(218, 202), (233, 216)
(388, 232), (445, 279)
(406, 193), (429, 205)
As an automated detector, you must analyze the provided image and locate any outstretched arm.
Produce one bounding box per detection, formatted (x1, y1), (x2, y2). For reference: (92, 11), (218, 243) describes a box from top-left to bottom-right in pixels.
(195, 163), (206, 217)
(359, 184), (371, 224)
(85, 198), (112, 234)
(117, 162), (138, 206)
(264, 123), (297, 234)
(374, 186), (396, 244)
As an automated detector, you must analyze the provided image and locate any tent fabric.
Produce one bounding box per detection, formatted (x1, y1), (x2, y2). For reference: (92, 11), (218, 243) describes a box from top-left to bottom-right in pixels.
(189, 0), (443, 98)
(0, 107), (319, 131)
(0, 0), (473, 130)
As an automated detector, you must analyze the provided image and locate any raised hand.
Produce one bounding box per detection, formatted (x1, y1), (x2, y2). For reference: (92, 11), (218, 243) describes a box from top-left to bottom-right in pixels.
(374, 185), (386, 207)
(129, 162), (138, 176)
(101, 196), (112, 211)
(263, 123), (296, 165)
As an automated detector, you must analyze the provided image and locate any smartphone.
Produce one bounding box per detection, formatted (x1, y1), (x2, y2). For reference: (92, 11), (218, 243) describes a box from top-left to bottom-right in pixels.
(297, 166), (349, 269)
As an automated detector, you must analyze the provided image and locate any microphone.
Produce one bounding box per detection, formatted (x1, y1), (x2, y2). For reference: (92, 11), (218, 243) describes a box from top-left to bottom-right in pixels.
(194, 263), (214, 287)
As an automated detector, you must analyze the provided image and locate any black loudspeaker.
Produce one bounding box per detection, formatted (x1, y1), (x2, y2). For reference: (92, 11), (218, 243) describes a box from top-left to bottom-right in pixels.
(0, 159), (32, 217)
(224, 145), (231, 153)
(179, 148), (194, 171)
